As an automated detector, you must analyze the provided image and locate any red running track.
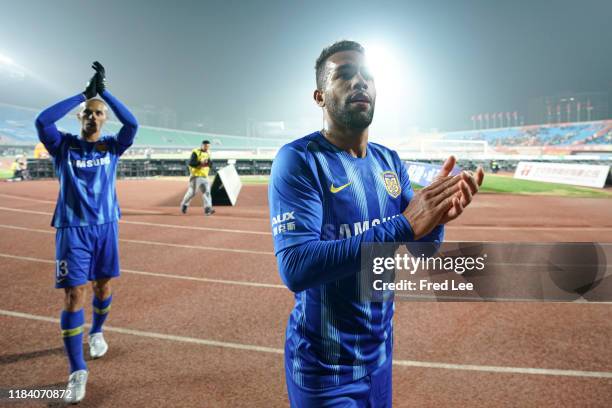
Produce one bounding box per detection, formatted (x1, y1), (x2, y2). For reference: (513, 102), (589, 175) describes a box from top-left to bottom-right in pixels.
(0, 179), (611, 407)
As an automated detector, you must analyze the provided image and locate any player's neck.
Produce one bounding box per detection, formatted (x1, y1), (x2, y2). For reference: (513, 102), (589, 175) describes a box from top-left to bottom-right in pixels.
(322, 126), (368, 158)
(81, 130), (101, 143)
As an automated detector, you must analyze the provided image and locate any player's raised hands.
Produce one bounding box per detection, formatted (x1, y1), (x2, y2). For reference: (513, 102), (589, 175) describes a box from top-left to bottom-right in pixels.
(403, 174), (463, 240)
(435, 155), (457, 180)
(92, 61), (106, 93)
(83, 73), (98, 99)
(439, 162), (485, 224)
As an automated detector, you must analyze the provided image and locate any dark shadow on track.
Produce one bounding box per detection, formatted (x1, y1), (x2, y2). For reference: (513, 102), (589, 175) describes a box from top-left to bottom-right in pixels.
(0, 347), (65, 365)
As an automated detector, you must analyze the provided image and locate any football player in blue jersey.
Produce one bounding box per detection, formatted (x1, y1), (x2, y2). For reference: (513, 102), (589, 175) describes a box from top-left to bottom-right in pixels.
(35, 62), (137, 404)
(269, 41), (484, 407)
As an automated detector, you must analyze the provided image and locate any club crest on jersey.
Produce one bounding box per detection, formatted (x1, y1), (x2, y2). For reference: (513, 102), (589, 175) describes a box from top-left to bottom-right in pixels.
(382, 171), (401, 198)
(96, 143), (108, 152)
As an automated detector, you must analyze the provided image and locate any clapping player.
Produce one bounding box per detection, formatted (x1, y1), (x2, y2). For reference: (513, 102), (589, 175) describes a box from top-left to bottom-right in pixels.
(269, 41), (484, 407)
(35, 61), (138, 404)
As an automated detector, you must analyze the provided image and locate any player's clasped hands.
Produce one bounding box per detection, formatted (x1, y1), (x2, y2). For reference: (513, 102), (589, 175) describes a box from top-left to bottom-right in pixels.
(403, 156), (484, 240)
(83, 61), (107, 99)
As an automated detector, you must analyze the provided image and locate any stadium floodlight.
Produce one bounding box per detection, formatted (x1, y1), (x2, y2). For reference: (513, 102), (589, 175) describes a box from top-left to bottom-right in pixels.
(361, 41), (421, 139)
(364, 43), (401, 100)
(363, 41), (420, 110)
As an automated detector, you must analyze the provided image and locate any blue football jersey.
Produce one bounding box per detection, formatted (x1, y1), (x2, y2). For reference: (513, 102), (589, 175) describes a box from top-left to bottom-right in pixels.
(269, 131), (444, 388)
(36, 92), (137, 228)
(50, 134), (126, 227)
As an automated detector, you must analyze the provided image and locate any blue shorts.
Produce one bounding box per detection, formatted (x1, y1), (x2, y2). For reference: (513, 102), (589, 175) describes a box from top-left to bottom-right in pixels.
(55, 222), (120, 288)
(286, 356), (393, 408)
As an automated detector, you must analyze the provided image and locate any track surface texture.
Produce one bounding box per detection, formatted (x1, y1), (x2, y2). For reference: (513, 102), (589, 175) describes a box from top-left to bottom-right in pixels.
(0, 179), (611, 407)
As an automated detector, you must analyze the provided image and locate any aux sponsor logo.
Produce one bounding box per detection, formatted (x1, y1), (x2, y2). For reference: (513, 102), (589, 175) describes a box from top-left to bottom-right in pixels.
(272, 211), (296, 236)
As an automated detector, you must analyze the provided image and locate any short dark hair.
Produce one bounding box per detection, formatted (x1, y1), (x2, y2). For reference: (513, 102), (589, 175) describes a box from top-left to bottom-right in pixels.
(315, 40), (365, 90)
(202, 140), (210, 145)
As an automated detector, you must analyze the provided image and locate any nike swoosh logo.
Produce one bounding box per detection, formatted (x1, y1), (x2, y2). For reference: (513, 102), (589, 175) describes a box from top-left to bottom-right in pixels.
(330, 182), (352, 193)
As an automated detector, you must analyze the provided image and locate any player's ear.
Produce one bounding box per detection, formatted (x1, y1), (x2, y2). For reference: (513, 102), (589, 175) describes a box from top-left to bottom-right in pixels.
(313, 89), (325, 107)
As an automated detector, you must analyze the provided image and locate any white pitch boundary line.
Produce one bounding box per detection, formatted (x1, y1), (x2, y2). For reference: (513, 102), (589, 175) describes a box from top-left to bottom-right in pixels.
(0, 205), (272, 235)
(2, 309), (612, 379)
(0, 253), (284, 289)
(0, 193), (270, 222)
(0, 224), (274, 256)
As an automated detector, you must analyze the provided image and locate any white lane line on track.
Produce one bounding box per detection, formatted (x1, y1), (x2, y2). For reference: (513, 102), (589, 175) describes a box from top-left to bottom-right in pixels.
(120, 219), (271, 235)
(0, 224), (274, 255)
(3, 252), (612, 303)
(2, 308), (612, 379)
(0, 193), (270, 222)
(0, 193), (163, 214)
(448, 225), (612, 231)
(2, 202), (612, 232)
(392, 359), (612, 378)
(0, 253), (284, 289)
(0, 309), (283, 355)
(0, 206), (272, 235)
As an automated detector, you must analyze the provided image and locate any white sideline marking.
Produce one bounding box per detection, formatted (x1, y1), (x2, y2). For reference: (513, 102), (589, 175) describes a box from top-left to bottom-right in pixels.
(0, 206), (272, 235)
(0, 253), (284, 289)
(2, 309), (612, 379)
(0, 224), (274, 255)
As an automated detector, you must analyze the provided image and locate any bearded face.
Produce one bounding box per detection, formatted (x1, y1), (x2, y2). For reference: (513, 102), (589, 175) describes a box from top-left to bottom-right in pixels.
(321, 50), (376, 130)
(325, 85), (375, 129)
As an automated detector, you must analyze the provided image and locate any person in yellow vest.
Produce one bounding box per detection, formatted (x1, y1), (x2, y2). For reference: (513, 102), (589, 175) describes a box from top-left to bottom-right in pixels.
(180, 140), (215, 215)
(34, 142), (49, 159)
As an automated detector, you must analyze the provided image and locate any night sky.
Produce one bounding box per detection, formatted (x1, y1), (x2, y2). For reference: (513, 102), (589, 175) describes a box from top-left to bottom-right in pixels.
(1, 0), (611, 135)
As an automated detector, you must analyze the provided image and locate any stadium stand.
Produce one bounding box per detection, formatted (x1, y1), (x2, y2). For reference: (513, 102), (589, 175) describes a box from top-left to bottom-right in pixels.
(2, 102), (610, 179)
(0, 103), (289, 150)
(440, 121), (612, 147)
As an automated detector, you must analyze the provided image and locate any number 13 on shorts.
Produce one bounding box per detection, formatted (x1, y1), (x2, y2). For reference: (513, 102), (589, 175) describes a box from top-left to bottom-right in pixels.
(56, 260), (69, 283)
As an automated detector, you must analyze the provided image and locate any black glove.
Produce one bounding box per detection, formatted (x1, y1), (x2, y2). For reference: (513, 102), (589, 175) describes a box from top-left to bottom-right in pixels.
(83, 73), (98, 99)
(92, 61), (106, 93)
